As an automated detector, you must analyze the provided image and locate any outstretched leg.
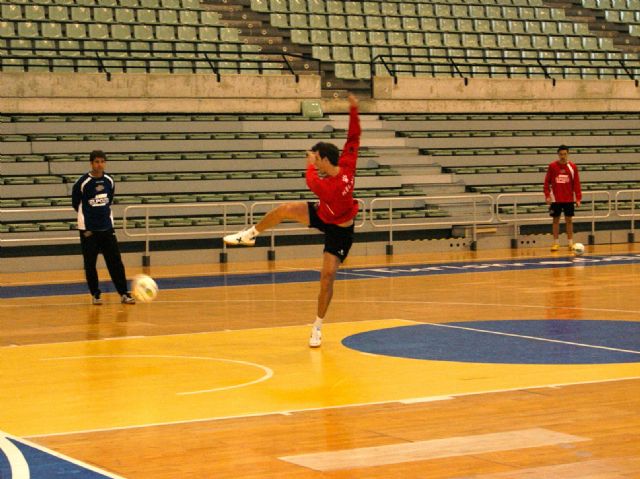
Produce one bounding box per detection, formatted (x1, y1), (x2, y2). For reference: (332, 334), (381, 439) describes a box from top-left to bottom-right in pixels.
(224, 202), (309, 246)
(256, 202), (309, 233)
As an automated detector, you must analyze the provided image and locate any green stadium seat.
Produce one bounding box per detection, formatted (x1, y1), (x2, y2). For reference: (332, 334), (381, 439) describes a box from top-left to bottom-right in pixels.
(220, 27), (239, 42)
(200, 11), (220, 25)
(16, 22), (38, 38)
(41, 222), (71, 232)
(9, 223), (41, 233)
(25, 5), (46, 21)
(2, 5), (22, 20)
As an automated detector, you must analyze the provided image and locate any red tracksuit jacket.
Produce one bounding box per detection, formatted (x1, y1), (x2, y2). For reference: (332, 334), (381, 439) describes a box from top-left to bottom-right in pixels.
(305, 105), (361, 224)
(544, 160), (582, 203)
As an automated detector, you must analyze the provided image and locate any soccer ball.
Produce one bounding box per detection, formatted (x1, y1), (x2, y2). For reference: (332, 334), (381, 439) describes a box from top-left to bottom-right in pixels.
(573, 242), (585, 255)
(132, 274), (158, 303)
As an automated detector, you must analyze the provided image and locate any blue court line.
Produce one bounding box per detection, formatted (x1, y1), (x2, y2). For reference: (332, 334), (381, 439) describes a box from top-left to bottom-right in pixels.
(2, 254), (640, 299)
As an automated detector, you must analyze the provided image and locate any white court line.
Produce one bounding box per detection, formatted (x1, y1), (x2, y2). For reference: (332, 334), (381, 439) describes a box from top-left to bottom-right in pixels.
(421, 321), (640, 355)
(0, 432), (30, 479)
(26, 374), (640, 439)
(0, 318), (411, 349)
(42, 354), (273, 395)
(2, 298), (639, 316)
(337, 270), (390, 279)
(0, 430), (126, 479)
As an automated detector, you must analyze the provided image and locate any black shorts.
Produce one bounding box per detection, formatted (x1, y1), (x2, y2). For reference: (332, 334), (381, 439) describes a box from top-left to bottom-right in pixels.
(549, 202), (575, 217)
(307, 202), (355, 263)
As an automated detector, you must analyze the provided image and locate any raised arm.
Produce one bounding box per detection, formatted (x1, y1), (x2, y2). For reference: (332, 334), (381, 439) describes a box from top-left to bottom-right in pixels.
(346, 94), (361, 142)
(340, 94), (360, 170)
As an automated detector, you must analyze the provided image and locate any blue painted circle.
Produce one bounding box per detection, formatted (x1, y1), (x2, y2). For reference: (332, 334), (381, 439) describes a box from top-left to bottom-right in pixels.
(342, 320), (640, 364)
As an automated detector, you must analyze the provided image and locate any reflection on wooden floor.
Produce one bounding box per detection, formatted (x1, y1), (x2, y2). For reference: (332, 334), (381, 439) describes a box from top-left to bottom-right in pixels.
(1, 244), (640, 478)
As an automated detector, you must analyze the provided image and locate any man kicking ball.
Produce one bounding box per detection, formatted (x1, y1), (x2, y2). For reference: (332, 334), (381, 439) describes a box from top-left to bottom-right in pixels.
(224, 94), (361, 348)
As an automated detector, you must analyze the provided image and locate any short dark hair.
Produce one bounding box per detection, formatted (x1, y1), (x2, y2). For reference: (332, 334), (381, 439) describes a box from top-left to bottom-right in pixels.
(89, 150), (107, 162)
(557, 145), (569, 153)
(311, 142), (340, 166)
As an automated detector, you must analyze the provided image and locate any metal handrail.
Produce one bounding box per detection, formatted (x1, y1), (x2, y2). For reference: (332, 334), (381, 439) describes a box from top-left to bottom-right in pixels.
(369, 194), (494, 250)
(496, 190), (612, 246)
(2, 191), (635, 255)
(495, 191), (612, 224)
(0, 46), (321, 79)
(370, 49), (639, 80)
(122, 202), (249, 259)
(614, 189), (640, 240)
(614, 189), (640, 218)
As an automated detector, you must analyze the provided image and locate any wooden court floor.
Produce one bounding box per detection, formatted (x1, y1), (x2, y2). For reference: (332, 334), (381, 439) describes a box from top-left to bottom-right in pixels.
(1, 244), (640, 478)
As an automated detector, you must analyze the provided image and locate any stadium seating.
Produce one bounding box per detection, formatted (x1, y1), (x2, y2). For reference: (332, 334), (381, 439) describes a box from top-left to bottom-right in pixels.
(1, 0), (638, 78)
(246, 0), (639, 79)
(0, 112), (440, 236)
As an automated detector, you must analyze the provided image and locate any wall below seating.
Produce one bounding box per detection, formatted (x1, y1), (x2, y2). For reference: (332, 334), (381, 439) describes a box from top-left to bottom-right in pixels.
(0, 72), (321, 114)
(2, 72), (639, 114)
(372, 77), (640, 113)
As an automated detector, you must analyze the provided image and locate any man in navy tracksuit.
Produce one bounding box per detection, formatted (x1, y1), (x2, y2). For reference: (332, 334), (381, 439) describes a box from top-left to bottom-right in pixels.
(72, 150), (135, 305)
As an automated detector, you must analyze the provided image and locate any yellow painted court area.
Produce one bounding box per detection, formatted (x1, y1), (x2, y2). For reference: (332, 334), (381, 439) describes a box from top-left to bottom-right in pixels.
(1, 318), (637, 438)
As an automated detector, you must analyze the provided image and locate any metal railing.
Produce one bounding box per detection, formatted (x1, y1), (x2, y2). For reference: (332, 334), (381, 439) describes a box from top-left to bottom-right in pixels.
(372, 50), (640, 82)
(122, 202), (249, 263)
(496, 190), (612, 245)
(369, 194), (494, 252)
(0, 45), (321, 82)
(2, 192), (638, 260)
(614, 189), (640, 242)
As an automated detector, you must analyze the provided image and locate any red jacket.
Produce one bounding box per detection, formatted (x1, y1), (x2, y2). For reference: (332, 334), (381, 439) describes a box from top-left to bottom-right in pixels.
(306, 105), (361, 224)
(544, 160), (582, 203)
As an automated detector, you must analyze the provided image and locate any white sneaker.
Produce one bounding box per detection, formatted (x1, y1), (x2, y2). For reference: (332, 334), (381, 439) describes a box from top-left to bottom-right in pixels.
(309, 326), (322, 348)
(223, 227), (257, 246)
(121, 293), (136, 305)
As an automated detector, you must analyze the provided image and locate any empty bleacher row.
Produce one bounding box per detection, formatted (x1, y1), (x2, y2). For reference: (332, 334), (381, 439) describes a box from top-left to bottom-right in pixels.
(581, 0), (640, 37)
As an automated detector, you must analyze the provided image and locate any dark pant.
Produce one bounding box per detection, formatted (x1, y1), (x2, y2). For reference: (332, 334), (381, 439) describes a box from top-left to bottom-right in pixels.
(80, 229), (128, 296)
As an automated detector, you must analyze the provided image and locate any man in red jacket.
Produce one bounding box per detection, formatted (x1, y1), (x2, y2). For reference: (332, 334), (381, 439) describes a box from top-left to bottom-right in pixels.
(224, 94), (361, 348)
(544, 145), (582, 252)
